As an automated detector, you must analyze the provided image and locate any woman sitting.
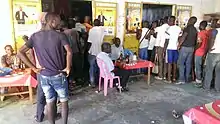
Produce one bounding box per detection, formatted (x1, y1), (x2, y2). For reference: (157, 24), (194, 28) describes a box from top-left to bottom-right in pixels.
(1, 45), (20, 68)
(0, 45), (22, 101)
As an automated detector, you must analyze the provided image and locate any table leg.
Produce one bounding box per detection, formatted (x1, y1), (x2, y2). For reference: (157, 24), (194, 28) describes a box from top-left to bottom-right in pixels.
(28, 86), (33, 104)
(148, 67), (151, 85)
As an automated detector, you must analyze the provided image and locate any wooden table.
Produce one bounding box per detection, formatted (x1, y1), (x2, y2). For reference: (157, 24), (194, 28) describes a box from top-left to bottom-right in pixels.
(115, 60), (155, 85)
(0, 68), (37, 103)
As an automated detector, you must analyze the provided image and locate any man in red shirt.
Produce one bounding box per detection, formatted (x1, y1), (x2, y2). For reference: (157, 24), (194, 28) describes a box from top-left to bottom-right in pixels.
(194, 21), (208, 84)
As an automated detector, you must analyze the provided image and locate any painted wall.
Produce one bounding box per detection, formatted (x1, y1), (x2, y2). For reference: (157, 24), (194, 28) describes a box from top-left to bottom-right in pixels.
(214, 0), (220, 12)
(0, 0), (14, 66)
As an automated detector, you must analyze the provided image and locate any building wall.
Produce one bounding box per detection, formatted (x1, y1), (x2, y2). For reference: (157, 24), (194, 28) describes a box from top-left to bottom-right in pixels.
(0, 0), (14, 66)
(116, 0), (216, 42)
(214, 0), (220, 12)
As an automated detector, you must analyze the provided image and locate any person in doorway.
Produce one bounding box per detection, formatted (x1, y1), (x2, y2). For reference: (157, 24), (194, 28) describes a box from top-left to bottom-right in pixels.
(111, 37), (124, 61)
(154, 16), (169, 80)
(98, 11), (107, 26)
(164, 16), (182, 83)
(84, 16), (93, 32)
(194, 21), (208, 85)
(75, 16), (86, 33)
(203, 19), (220, 91)
(177, 16), (198, 84)
(17, 12), (72, 124)
(97, 42), (130, 91)
(87, 19), (105, 87)
(15, 6), (28, 24)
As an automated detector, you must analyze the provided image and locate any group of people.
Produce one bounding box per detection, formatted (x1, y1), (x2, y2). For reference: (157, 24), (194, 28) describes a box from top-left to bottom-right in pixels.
(11, 12), (130, 124)
(136, 15), (220, 91)
(1, 11), (220, 124)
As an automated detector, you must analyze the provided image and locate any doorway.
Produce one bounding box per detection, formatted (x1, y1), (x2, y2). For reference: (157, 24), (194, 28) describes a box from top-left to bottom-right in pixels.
(69, 1), (92, 22)
(142, 4), (173, 23)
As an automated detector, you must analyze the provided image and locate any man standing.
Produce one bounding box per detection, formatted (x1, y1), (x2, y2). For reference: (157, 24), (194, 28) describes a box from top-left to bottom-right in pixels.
(15, 7), (28, 24)
(155, 17), (169, 80)
(18, 12), (72, 124)
(164, 16), (182, 83)
(203, 20), (220, 91)
(88, 19), (105, 87)
(194, 21), (208, 85)
(98, 11), (107, 26)
(139, 21), (150, 61)
(177, 16), (197, 84)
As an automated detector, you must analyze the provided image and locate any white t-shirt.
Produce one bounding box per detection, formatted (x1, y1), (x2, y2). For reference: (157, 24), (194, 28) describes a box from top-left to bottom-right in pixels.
(155, 24), (170, 47)
(88, 26), (105, 56)
(111, 44), (124, 60)
(97, 52), (114, 76)
(166, 25), (182, 50)
(139, 28), (149, 49)
(148, 27), (158, 50)
(210, 28), (220, 53)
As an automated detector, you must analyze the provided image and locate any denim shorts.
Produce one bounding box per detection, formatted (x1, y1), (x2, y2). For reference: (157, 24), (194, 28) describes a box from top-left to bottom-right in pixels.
(39, 73), (68, 103)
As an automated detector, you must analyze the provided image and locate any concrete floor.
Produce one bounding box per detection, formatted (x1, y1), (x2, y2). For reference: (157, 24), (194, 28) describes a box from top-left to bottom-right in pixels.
(0, 79), (220, 124)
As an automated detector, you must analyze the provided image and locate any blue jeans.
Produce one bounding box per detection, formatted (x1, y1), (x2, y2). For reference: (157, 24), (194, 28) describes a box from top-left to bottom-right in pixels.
(39, 73), (68, 103)
(139, 47), (148, 60)
(204, 53), (220, 90)
(195, 55), (203, 81)
(88, 54), (99, 85)
(178, 47), (194, 82)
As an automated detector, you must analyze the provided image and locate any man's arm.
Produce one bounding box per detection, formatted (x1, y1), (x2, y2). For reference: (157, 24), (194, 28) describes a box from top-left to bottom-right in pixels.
(15, 12), (19, 20)
(23, 12), (28, 18)
(63, 45), (72, 70)
(1, 56), (7, 67)
(17, 45), (36, 70)
(206, 29), (217, 53)
(178, 32), (188, 50)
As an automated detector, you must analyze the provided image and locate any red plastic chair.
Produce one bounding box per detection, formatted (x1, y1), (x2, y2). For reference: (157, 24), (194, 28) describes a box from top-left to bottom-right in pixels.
(96, 58), (121, 96)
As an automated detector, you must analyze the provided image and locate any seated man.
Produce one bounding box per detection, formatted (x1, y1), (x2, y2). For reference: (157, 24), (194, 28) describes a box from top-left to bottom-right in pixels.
(97, 42), (130, 92)
(111, 37), (124, 61)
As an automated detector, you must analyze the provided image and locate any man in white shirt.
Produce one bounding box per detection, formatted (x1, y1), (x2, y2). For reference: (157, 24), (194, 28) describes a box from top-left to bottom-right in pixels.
(111, 37), (124, 61)
(203, 20), (220, 91)
(139, 21), (150, 61)
(88, 19), (105, 87)
(155, 17), (169, 80)
(164, 16), (181, 83)
(148, 21), (159, 61)
(97, 42), (130, 91)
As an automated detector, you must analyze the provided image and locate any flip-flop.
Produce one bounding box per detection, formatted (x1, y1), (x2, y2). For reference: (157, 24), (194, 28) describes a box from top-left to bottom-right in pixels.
(172, 110), (181, 119)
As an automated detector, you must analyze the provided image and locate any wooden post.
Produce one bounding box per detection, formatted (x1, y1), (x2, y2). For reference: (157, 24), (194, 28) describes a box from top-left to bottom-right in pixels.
(28, 86), (33, 104)
(148, 67), (151, 85)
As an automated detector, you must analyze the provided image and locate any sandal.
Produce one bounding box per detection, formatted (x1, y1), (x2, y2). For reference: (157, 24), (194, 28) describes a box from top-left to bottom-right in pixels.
(172, 110), (181, 119)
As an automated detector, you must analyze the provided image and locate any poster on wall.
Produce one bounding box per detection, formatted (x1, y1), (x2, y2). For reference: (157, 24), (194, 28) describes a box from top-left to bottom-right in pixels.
(126, 3), (142, 34)
(176, 5), (192, 28)
(94, 2), (117, 36)
(123, 3), (142, 53)
(12, 0), (41, 51)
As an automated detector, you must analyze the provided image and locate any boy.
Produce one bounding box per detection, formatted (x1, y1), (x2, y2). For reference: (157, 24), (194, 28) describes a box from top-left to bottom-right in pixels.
(194, 21), (208, 85)
(165, 16), (181, 83)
